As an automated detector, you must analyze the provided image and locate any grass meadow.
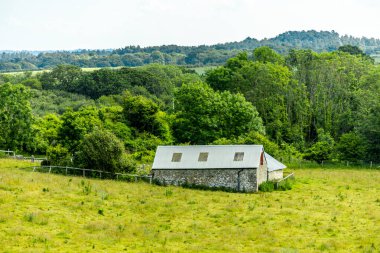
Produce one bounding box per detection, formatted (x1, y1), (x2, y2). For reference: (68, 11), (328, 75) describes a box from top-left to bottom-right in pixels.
(371, 54), (380, 64)
(2, 67), (125, 76)
(190, 66), (217, 75)
(0, 159), (379, 252)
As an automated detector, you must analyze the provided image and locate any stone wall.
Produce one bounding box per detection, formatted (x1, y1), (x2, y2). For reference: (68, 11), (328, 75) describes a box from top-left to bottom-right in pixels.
(152, 168), (258, 192)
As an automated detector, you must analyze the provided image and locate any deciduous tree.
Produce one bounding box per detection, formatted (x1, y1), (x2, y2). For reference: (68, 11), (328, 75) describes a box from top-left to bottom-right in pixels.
(0, 83), (32, 150)
(173, 82), (264, 144)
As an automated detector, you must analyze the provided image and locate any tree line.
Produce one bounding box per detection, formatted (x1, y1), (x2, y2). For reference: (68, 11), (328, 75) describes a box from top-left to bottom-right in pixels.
(0, 45), (379, 174)
(2, 30), (380, 72)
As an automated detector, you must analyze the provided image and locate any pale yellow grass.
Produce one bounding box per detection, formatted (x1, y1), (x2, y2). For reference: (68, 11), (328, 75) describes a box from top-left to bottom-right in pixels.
(0, 159), (379, 252)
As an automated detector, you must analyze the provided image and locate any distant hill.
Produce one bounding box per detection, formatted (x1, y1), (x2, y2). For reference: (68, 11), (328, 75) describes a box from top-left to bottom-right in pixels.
(266, 30), (380, 54)
(2, 30), (380, 72)
(112, 30), (380, 54)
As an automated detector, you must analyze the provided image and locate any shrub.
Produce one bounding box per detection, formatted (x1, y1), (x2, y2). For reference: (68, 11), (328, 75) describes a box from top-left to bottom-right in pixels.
(274, 176), (295, 191)
(41, 160), (51, 166)
(46, 144), (71, 166)
(276, 179), (293, 191)
(304, 129), (335, 163)
(119, 154), (137, 173)
(152, 178), (166, 186)
(76, 128), (132, 173)
(21, 78), (42, 90)
(181, 182), (239, 193)
(336, 132), (367, 163)
(304, 141), (333, 163)
(259, 181), (275, 192)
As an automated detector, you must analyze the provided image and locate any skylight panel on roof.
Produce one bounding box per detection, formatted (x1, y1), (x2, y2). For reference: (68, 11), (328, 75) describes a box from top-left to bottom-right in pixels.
(198, 152), (209, 162)
(234, 152), (244, 161)
(171, 153), (182, 162)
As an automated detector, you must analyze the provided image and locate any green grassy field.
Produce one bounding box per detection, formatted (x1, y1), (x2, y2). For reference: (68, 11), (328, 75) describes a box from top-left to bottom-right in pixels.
(2, 66), (211, 76)
(370, 54), (380, 64)
(0, 159), (379, 252)
(190, 66), (217, 75)
(1, 69), (48, 76)
(1, 66), (124, 76)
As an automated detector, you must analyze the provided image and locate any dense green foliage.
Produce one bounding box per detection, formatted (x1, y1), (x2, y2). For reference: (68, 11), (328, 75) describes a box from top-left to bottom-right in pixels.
(0, 83), (32, 150)
(0, 42), (379, 170)
(36, 64), (200, 109)
(258, 181), (275, 192)
(206, 50), (308, 145)
(173, 82), (264, 144)
(46, 144), (71, 166)
(2, 30), (380, 72)
(76, 129), (130, 173)
(206, 47), (379, 162)
(336, 132), (367, 163)
(28, 114), (62, 153)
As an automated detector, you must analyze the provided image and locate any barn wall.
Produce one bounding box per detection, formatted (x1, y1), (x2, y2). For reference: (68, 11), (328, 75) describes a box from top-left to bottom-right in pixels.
(268, 170), (283, 181)
(257, 158), (268, 185)
(152, 168), (258, 192)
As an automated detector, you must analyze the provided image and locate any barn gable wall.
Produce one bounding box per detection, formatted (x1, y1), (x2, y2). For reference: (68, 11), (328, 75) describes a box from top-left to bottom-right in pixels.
(257, 155), (268, 185)
(258, 164), (267, 185)
(153, 168), (258, 192)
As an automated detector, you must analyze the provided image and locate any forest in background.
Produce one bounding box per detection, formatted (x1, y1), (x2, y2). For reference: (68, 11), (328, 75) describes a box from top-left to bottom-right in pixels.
(0, 43), (379, 174)
(2, 30), (380, 72)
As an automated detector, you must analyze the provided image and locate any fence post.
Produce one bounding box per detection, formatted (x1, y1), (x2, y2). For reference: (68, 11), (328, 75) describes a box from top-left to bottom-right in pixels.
(370, 161), (373, 168)
(22, 165), (152, 185)
(322, 160), (324, 167)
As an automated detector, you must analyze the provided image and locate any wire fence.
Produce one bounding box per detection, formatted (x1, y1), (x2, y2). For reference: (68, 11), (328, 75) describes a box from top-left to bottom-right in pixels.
(0, 149), (16, 157)
(1, 148), (152, 183)
(282, 158), (380, 169)
(21, 165), (152, 183)
(0, 149), (46, 162)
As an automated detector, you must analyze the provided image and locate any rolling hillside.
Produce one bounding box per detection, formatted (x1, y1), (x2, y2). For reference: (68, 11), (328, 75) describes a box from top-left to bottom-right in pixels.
(0, 159), (379, 252)
(2, 30), (380, 72)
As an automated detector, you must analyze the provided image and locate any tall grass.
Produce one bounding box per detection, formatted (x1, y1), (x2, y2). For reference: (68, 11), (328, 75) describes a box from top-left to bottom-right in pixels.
(287, 159), (380, 170)
(0, 158), (379, 252)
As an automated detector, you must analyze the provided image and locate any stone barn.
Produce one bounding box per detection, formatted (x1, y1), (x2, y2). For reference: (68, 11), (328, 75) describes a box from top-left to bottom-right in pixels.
(152, 145), (285, 192)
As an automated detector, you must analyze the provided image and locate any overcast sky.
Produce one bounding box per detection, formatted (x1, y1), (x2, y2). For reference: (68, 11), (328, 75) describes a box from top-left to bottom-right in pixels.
(1, 0), (380, 50)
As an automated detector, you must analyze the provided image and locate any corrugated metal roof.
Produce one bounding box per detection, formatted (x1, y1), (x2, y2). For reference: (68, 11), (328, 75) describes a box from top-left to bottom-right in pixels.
(265, 152), (286, 171)
(152, 145), (264, 170)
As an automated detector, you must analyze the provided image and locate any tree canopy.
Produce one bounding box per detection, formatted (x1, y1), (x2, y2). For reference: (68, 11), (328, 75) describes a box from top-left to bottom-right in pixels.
(173, 82), (264, 144)
(0, 83), (32, 150)
(0, 43), (379, 168)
